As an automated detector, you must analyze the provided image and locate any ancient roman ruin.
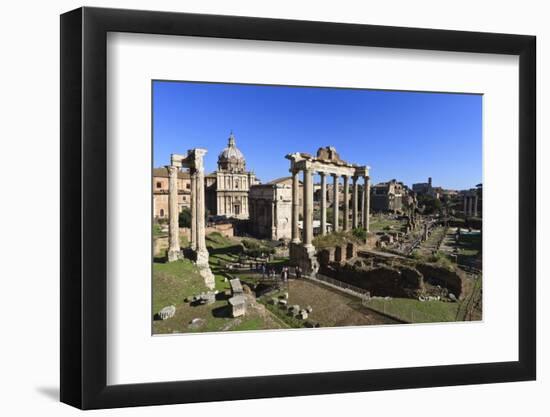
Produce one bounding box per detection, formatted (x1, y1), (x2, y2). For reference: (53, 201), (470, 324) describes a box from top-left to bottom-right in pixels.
(167, 148), (215, 289)
(155, 137), (482, 333)
(286, 146), (370, 274)
(463, 190), (479, 217)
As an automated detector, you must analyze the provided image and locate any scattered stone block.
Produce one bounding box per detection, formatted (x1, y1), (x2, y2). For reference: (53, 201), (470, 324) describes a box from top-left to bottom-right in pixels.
(158, 305), (176, 320)
(299, 310), (309, 320)
(230, 278), (244, 295)
(188, 317), (206, 329)
(197, 291), (216, 305)
(229, 295), (247, 317)
(278, 299), (288, 306)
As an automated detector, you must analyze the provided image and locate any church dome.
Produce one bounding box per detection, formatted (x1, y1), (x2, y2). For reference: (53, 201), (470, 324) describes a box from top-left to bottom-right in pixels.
(218, 133), (246, 172)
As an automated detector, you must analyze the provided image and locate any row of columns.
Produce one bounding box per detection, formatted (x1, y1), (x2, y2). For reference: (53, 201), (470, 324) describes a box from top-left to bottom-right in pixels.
(167, 149), (209, 266)
(291, 169), (371, 247)
(463, 194), (478, 217)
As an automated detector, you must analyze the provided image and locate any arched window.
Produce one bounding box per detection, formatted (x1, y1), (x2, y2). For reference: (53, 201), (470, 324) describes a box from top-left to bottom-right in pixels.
(235, 179), (240, 189)
(159, 209), (165, 217)
(156, 182), (162, 189)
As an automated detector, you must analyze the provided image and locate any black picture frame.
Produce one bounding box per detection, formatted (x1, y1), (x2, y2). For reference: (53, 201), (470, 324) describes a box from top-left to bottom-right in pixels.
(60, 6), (536, 410)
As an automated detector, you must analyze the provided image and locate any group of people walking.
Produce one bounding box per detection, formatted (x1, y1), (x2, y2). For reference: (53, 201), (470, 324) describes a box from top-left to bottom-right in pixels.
(250, 262), (302, 281)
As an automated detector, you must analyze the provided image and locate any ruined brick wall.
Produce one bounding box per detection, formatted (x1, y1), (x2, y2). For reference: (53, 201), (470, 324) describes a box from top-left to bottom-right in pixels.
(416, 264), (469, 299)
(329, 262), (424, 298)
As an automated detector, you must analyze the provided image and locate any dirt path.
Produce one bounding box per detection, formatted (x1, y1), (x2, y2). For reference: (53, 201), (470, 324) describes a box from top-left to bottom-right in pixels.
(287, 279), (398, 327)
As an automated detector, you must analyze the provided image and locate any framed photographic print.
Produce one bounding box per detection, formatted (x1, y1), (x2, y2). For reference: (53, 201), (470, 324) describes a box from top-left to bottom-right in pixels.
(60, 6), (536, 410)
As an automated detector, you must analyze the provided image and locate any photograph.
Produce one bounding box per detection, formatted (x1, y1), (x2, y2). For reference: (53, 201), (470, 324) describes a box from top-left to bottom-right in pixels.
(151, 81), (483, 334)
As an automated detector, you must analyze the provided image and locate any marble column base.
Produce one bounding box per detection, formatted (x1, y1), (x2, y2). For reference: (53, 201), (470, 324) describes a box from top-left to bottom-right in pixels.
(167, 248), (182, 262)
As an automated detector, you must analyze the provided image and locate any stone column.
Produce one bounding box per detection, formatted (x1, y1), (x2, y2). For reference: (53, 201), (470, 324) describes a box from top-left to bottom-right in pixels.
(352, 176), (359, 229)
(343, 175), (350, 231)
(332, 174), (339, 232)
(363, 176), (371, 232)
(467, 196), (473, 217)
(473, 195), (478, 217)
(463, 196), (468, 215)
(190, 171), (197, 250)
(320, 172), (327, 235)
(303, 168), (314, 247)
(193, 149), (209, 267)
(167, 165), (181, 262)
(271, 200), (276, 240)
(291, 169), (300, 243)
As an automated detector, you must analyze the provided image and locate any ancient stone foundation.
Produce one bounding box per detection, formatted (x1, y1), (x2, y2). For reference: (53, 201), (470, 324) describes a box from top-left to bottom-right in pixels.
(290, 242), (319, 276)
(320, 252), (470, 300)
(416, 263), (469, 299)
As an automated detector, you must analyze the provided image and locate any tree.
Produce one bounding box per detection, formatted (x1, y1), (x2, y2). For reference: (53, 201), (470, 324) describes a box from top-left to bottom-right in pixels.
(178, 207), (192, 228)
(418, 194), (441, 215)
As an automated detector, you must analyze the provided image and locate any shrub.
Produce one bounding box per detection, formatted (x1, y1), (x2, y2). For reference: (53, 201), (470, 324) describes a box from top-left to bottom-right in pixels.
(178, 207), (192, 228)
(410, 250), (422, 260)
(352, 227), (367, 240)
(241, 239), (275, 258)
(429, 251), (454, 270)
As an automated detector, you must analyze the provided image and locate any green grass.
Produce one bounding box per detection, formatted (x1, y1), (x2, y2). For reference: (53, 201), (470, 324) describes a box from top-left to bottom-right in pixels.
(152, 257), (283, 334)
(206, 232), (235, 249)
(153, 232), (291, 334)
(153, 223), (164, 237)
(229, 317), (264, 331)
(180, 234), (188, 247)
(364, 297), (460, 323)
(369, 217), (404, 232)
(313, 230), (363, 249)
(152, 259), (208, 315)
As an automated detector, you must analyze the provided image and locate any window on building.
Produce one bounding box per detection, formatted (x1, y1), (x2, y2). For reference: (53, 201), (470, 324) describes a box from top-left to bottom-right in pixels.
(159, 208), (165, 217)
(186, 183), (190, 189)
(156, 182), (162, 189)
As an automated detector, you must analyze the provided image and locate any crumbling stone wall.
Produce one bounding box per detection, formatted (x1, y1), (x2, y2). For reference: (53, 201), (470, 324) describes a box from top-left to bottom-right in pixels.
(328, 262), (424, 298)
(416, 263), (469, 299)
(290, 242), (319, 275)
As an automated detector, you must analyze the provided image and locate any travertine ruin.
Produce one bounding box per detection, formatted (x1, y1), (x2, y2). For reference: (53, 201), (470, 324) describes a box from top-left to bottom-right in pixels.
(286, 146), (371, 275)
(167, 149), (215, 289)
(463, 189), (479, 217)
(248, 178), (293, 240)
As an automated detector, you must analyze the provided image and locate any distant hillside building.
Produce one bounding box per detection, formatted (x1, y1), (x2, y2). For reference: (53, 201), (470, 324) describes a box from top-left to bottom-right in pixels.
(412, 177), (442, 199)
(371, 179), (405, 213)
(205, 133), (258, 219)
(248, 177), (303, 240)
(412, 177), (432, 195)
(152, 167), (191, 219)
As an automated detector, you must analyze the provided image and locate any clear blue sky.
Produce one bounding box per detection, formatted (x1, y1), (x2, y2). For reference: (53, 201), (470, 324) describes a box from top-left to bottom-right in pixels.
(153, 81), (482, 190)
